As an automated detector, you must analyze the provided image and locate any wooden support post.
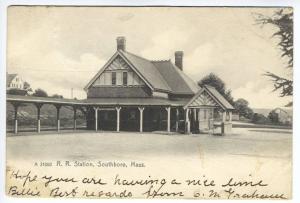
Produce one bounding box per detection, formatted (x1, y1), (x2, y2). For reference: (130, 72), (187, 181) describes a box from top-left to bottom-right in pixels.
(55, 105), (61, 132)
(229, 111), (232, 122)
(13, 103), (19, 134)
(222, 111), (227, 122)
(73, 106), (77, 130)
(185, 108), (190, 134)
(175, 108), (179, 132)
(198, 109), (201, 132)
(165, 107), (171, 132)
(116, 107), (121, 132)
(35, 103), (43, 133)
(138, 107), (145, 132)
(195, 109), (199, 132)
(211, 108), (215, 130)
(94, 107), (98, 131)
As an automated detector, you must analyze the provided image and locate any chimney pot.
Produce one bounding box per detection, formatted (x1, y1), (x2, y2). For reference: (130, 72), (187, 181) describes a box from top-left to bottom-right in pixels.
(175, 51), (184, 70)
(116, 36), (126, 51)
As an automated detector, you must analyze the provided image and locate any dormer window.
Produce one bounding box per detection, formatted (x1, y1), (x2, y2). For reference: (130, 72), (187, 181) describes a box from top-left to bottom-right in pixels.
(123, 72), (128, 86)
(112, 72), (116, 85)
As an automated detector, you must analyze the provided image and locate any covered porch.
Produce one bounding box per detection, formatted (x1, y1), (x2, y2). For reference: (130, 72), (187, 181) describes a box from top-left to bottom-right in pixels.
(6, 85), (234, 135)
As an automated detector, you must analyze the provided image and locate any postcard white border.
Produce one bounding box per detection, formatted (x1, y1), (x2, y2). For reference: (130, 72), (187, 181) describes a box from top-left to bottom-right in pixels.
(0, 1), (299, 203)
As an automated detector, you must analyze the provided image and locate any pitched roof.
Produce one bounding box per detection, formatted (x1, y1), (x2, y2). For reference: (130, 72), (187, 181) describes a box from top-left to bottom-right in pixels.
(85, 50), (201, 95)
(119, 51), (172, 92)
(203, 85), (235, 110)
(152, 60), (199, 94)
(7, 74), (17, 86)
(184, 85), (234, 110)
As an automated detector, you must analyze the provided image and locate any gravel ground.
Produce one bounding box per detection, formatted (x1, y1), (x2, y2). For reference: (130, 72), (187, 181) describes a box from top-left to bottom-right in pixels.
(6, 127), (292, 161)
(6, 128), (292, 199)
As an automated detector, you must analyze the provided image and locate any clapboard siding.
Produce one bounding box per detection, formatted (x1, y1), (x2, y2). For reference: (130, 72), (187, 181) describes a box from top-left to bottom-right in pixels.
(87, 86), (152, 98)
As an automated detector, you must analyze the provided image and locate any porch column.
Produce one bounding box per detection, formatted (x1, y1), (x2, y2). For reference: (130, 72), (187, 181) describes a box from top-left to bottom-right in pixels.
(94, 107), (98, 131)
(165, 107), (171, 132)
(35, 103), (43, 133)
(12, 103), (19, 134)
(185, 108), (190, 134)
(198, 109), (201, 131)
(55, 105), (61, 132)
(210, 108), (215, 130)
(73, 106), (77, 130)
(196, 109), (199, 132)
(175, 108), (179, 132)
(229, 111), (232, 122)
(193, 109), (197, 122)
(192, 109), (197, 132)
(116, 107), (121, 132)
(138, 107), (145, 132)
(222, 111), (227, 122)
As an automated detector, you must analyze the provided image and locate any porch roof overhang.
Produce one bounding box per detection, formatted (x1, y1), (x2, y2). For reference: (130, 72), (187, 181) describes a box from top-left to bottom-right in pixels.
(6, 94), (85, 105)
(6, 94), (188, 107)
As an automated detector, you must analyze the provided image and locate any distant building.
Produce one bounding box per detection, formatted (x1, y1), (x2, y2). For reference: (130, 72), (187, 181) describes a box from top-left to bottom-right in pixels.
(6, 73), (24, 90)
(273, 107), (293, 125)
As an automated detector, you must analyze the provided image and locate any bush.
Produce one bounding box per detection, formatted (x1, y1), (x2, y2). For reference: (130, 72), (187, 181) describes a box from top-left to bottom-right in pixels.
(252, 113), (271, 124)
(32, 88), (48, 97)
(7, 88), (27, 96)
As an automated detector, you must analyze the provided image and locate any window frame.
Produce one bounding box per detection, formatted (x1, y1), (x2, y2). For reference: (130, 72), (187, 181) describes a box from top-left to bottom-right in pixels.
(122, 71), (128, 86)
(111, 72), (116, 86)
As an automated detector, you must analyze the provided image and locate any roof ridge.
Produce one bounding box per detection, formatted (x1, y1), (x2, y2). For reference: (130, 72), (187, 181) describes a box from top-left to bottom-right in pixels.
(122, 51), (171, 63)
(151, 59), (171, 62)
(121, 50), (152, 62)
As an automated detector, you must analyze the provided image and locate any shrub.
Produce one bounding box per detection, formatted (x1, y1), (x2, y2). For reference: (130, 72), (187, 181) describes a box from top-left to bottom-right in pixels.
(252, 113), (271, 124)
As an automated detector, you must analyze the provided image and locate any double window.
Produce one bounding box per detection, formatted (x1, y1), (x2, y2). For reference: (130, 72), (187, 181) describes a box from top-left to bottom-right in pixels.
(111, 71), (128, 86)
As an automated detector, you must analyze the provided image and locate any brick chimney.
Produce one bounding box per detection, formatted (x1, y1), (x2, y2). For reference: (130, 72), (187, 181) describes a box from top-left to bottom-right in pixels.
(175, 51), (184, 70)
(116, 36), (126, 51)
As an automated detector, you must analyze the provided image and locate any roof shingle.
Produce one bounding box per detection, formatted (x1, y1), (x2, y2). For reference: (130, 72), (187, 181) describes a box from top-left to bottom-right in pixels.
(119, 51), (172, 92)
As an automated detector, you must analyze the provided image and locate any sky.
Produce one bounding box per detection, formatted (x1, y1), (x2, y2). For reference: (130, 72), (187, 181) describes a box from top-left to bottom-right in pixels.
(7, 6), (293, 109)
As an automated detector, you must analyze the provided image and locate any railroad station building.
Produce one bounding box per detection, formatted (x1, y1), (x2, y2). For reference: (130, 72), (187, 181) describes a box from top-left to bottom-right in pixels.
(7, 37), (234, 134)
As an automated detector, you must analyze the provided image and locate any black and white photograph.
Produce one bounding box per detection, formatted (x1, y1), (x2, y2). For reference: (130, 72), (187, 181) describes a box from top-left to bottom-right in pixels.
(1, 3), (297, 200)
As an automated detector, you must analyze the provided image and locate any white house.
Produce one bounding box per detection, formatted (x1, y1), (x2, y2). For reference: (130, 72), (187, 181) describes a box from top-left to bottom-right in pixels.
(7, 73), (24, 90)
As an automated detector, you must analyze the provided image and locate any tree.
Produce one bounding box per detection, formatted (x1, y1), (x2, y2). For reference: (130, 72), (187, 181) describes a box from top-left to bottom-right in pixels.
(32, 88), (48, 97)
(254, 9), (293, 101)
(198, 73), (234, 105)
(268, 110), (279, 124)
(23, 81), (33, 95)
(234, 98), (254, 119)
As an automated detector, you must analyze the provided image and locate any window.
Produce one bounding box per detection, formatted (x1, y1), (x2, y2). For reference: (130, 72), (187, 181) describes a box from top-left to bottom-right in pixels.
(111, 72), (116, 85)
(123, 72), (128, 86)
